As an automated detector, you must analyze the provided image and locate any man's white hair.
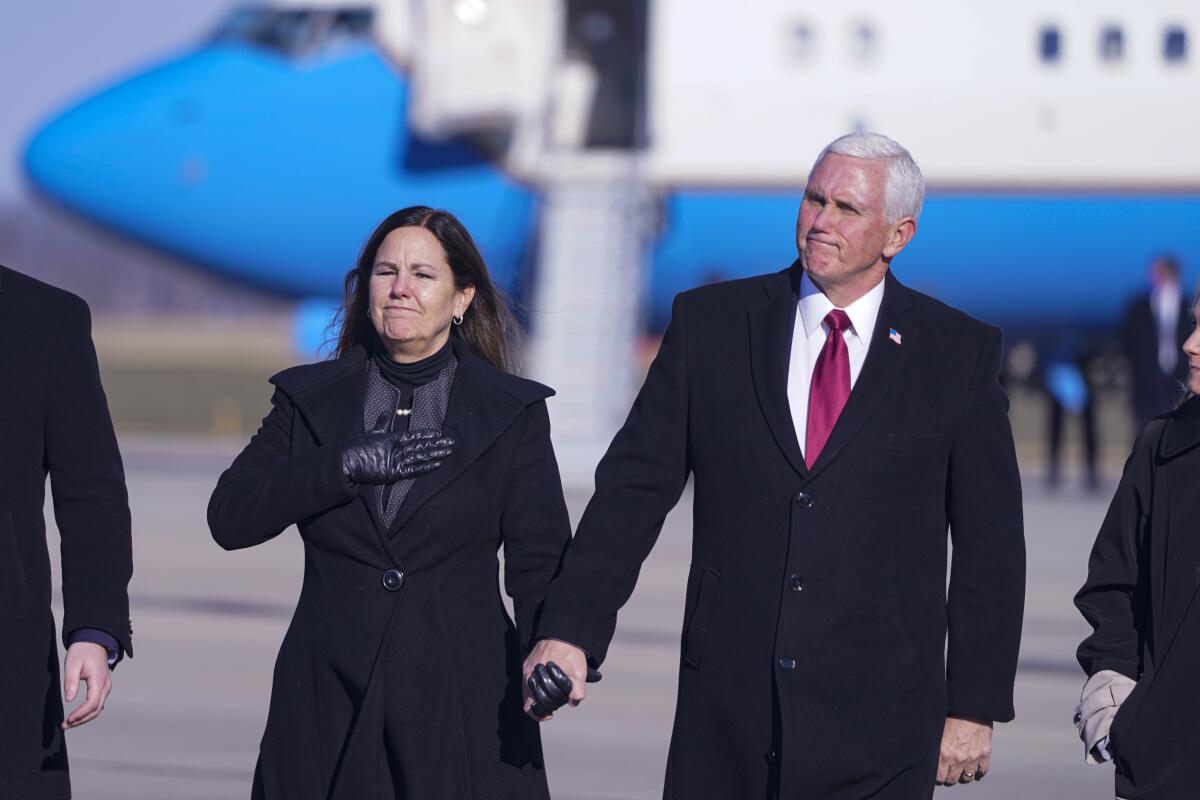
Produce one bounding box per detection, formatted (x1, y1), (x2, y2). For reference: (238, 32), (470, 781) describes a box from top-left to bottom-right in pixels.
(814, 132), (925, 222)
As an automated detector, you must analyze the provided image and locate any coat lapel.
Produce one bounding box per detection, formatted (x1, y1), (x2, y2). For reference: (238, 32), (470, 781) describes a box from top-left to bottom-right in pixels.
(284, 347), (368, 448)
(804, 271), (917, 482)
(280, 347), (388, 532)
(386, 342), (529, 536)
(1152, 397), (1200, 662)
(748, 262), (807, 478)
(1159, 397), (1200, 461)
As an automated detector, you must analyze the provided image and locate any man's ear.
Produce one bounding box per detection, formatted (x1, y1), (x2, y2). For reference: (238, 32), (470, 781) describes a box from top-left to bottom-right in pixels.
(883, 217), (917, 260)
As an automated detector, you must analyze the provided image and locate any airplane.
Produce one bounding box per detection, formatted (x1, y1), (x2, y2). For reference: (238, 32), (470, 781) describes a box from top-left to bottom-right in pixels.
(21, 1), (1200, 474)
(23, 0), (1200, 333)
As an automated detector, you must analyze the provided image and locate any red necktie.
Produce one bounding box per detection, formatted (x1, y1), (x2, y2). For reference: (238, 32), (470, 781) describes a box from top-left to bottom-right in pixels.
(806, 309), (851, 468)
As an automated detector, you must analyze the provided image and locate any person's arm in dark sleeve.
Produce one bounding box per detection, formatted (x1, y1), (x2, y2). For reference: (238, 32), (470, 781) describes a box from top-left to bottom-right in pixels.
(45, 298), (133, 658)
(68, 628), (122, 669)
(207, 388), (355, 551)
(1074, 424), (1157, 681)
(500, 400), (573, 653)
(534, 294), (693, 666)
(944, 326), (1026, 723)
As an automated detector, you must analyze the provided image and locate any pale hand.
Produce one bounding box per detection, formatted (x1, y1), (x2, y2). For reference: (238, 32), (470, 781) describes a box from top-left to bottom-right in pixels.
(61, 642), (113, 730)
(522, 639), (587, 721)
(936, 716), (992, 786)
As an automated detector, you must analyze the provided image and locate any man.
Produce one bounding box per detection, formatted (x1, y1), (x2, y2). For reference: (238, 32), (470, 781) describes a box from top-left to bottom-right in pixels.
(0, 265), (133, 799)
(524, 133), (1025, 799)
(1118, 255), (1191, 434)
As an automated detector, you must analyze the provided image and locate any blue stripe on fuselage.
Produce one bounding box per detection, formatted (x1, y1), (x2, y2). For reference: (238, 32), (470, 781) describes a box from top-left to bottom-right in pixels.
(650, 190), (1200, 330)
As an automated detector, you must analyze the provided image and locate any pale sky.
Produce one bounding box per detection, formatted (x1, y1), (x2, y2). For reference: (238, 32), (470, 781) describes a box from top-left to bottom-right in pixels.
(0, 1), (240, 201)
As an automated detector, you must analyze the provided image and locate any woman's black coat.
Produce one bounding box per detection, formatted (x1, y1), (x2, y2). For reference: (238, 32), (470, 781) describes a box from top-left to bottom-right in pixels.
(208, 339), (571, 800)
(1076, 396), (1200, 799)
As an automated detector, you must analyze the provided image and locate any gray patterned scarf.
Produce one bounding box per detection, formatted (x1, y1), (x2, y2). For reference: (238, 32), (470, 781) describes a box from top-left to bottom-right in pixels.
(361, 354), (458, 528)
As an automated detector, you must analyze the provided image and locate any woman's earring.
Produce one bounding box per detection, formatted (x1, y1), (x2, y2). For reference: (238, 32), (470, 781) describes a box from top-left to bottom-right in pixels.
(453, 313), (464, 326)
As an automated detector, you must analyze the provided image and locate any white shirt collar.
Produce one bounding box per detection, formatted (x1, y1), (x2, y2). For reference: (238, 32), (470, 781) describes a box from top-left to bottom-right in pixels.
(797, 271), (886, 342)
(1155, 279), (1182, 309)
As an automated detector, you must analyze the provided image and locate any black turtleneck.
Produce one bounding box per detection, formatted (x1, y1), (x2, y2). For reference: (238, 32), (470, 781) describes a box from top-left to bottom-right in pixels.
(373, 337), (453, 401)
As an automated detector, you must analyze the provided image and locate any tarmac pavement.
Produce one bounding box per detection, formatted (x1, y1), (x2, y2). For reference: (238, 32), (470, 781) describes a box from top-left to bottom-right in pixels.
(48, 436), (1117, 800)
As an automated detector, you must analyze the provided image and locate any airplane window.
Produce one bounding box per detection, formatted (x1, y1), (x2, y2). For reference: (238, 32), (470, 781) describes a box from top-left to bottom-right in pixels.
(1164, 26), (1188, 63)
(1039, 26), (1061, 63)
(1099, 25), (1124, 62)
(785, 21), (817, 62)
(851, 22), (877, 62)
(332, 10), (372, 37)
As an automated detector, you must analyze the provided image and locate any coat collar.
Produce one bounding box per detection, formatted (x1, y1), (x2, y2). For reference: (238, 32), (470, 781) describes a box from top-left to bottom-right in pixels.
(748, 261), (806, 476)
(1160, 396), (1200, 460)
(273, 338), (553, 542)
(270, 345), (369, 447)
(748, 264), (916, 480)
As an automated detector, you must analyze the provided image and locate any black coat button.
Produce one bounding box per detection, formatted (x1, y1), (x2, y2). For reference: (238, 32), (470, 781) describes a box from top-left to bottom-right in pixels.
(789, 575), (805, 592)
(765, 749), (777, 762)
(778, 657), (796, 671)
(382, 569), (405, 591)
(795, 492), (814, 508)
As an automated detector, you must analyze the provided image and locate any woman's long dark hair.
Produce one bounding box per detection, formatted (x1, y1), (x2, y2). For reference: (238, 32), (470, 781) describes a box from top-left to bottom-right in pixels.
(332, 206), (519, 372)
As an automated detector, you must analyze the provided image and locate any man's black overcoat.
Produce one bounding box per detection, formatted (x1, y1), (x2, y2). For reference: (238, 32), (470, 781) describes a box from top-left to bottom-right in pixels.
(1076, 396), (1200, 800)
(1119, 291), (1192, 431)
(0, 266), (133, 800)
(208, 338), (571, 799)
(536, 265), (1026, 800)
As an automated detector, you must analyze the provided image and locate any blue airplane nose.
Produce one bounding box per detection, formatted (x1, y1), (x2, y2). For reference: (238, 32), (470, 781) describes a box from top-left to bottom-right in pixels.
(25, 50), (228, 233)
(24, 43), (536, 299)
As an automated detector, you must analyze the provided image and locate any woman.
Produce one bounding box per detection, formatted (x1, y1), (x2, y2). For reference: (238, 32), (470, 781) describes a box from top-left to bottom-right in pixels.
(1074, 298), (1200, 799)
(208, 207), (572, 799)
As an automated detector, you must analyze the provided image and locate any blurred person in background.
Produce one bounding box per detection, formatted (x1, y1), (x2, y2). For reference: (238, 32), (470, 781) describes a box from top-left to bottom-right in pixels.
(1039, 331), (1101, 491)
(1074, 297), (1200, 800)
(0, 265), (133, 800)
(524, 133), (1025, 799)
(1119, 255), (1191, 434)
(207, 207), (571, 800)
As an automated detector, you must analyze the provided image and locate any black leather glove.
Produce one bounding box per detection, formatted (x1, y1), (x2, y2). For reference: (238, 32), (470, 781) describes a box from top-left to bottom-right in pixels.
(340, 428), (455, 485)
(526, 662), (603, 717)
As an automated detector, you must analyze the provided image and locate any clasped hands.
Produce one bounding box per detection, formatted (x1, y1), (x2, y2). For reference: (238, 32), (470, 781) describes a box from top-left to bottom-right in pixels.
(522, 639), (600, 721)
(341, 418), (456, 485)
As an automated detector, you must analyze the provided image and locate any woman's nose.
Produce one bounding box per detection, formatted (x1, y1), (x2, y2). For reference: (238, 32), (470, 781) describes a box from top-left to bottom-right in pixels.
(389, 274), (411, 297)
(1185, 330), (1200, 355)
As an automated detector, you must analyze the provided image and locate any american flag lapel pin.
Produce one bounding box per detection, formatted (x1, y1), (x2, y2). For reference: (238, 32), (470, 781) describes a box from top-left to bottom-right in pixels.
(888, 327), (902, 345)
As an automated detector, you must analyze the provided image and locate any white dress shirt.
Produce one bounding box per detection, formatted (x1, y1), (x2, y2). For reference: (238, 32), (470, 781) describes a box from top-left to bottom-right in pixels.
(1153, 280), (1182, 375)
(786, 272), (886, 457)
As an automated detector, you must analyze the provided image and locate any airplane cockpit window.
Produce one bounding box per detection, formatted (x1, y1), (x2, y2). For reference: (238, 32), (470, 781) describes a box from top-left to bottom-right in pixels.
(1099, 25), (1124, 63)
(213, 7), (374, 58)
(1039, 26), (1062, 63)
(1164, 26), (1188, 64)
